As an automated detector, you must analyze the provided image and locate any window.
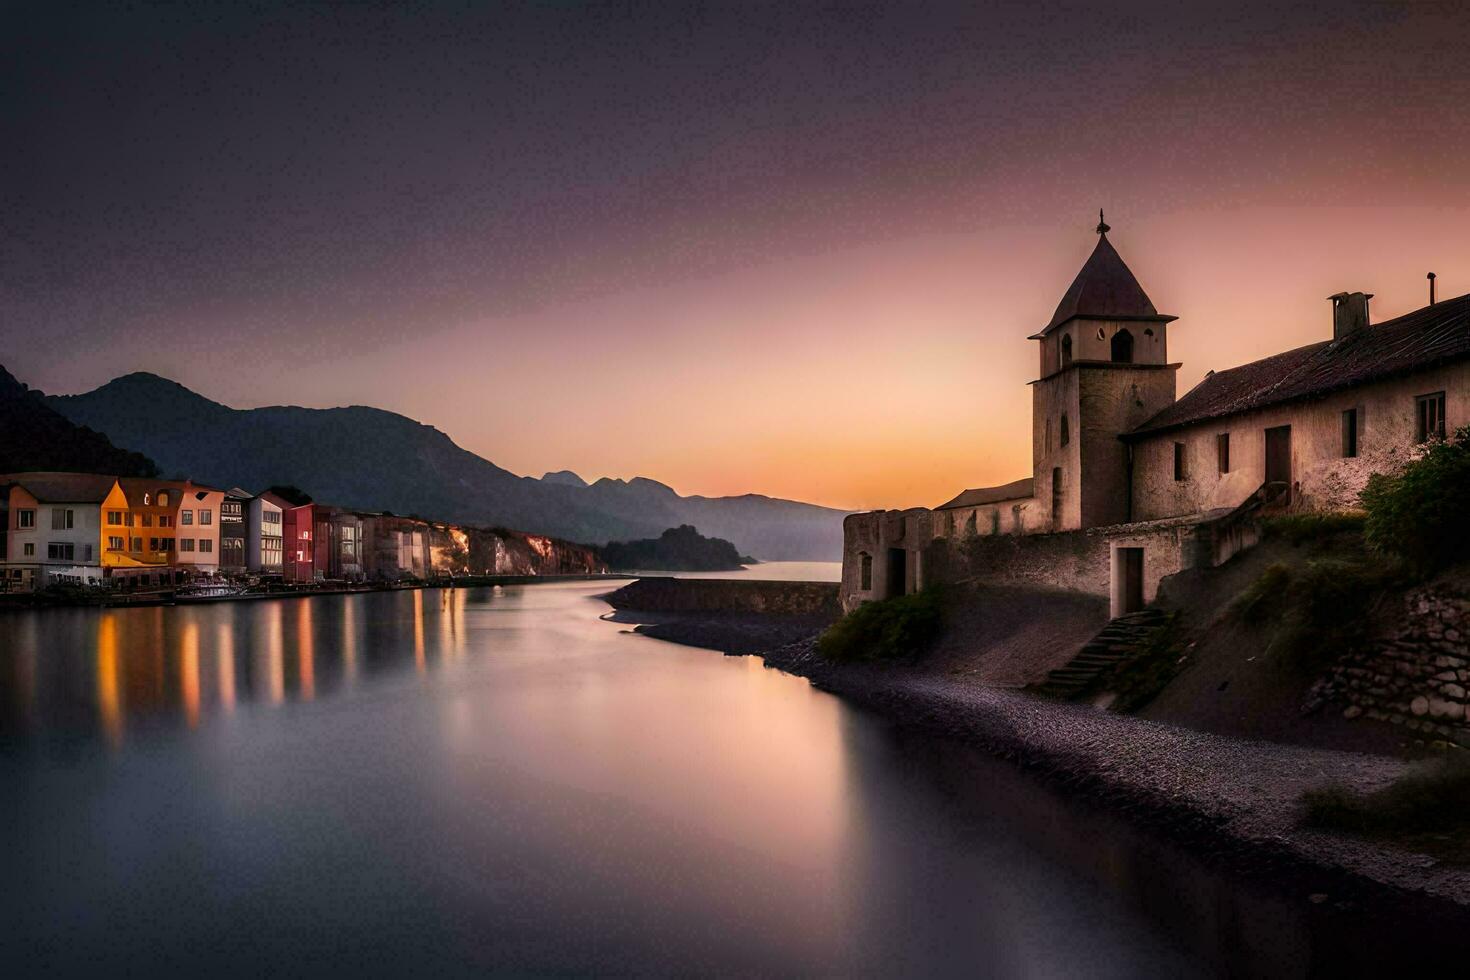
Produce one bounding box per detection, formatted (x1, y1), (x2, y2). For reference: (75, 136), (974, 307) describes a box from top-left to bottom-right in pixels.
(108, 536), (124, 551)
(150, 537), (161, 551)
(859, 552), (873, 590)
(83, 544), (93, 561)
(180, 538), (195, 552)
(181, 510), (193, 525)
(161, 539), (174, 552)
(199, 509), (212, 525)
(1173, 442), (1187, 481)
(199, 539), (212, 553)
(52, 508), (74, 530)
(107, 511), (123, 526)
(1342, 408), (1359, 458)
(1060, 413), (1070, 448)
(23, 543), (34, 556)
(159, 515), (172, 527)
(47, 542), (75, 561)
(130, 538), (142, 552)
(158, 492), (168, 506)
(1111, 328), (1134, 364)
(17, 509), (35, 528)
(141, 514), (153, 527)
(1217, 433), (1230, 474)
(1060, 334), (1073, 368)
(223, 501), (242, 519)
(1415, 392), (1445, 443)
(264, 510), (281, 525)
(125, 513), (135, 527)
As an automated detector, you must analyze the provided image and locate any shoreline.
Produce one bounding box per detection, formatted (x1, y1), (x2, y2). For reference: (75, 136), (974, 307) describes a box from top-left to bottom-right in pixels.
(612, 604), (1470, 914)
(0, 572), (636, 612)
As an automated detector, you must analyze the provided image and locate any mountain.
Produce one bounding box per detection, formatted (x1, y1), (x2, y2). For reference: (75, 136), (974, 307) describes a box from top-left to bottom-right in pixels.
(540, 470), (589, 488)
(0, 365), (158, 477)
(45, 373), (847, 559)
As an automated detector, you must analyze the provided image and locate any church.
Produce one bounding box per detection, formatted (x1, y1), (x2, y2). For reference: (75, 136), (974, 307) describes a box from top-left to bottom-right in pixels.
(841, 215), (1470, 617)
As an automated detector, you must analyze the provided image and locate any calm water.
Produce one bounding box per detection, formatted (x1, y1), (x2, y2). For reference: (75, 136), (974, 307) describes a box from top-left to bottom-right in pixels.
(0, 572), (1456, 976)
(633, 560), (841, 581)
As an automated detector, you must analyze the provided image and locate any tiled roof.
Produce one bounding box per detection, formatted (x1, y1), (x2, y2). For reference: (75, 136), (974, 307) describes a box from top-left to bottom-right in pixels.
(115, 477), (191, 507)
(1035, 232), (1172, 337)
(1128, 293), (1470, 438)
(936, 477), (1034, 510)
(0, 472), (118, 503)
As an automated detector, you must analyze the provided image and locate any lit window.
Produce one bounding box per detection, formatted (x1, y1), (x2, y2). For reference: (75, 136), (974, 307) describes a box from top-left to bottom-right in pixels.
(199, 509), (212, 525)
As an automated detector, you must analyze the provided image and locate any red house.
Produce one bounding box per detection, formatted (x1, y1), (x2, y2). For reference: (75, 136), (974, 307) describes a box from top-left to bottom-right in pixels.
(261, 488), (315, 583)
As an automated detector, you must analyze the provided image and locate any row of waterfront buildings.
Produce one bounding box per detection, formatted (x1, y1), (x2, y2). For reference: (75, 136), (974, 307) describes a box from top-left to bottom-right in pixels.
(1, 473), (598, 591)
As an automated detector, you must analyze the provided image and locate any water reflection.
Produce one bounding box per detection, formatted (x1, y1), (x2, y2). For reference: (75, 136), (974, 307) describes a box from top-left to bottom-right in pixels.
(0, 589), (500, 746)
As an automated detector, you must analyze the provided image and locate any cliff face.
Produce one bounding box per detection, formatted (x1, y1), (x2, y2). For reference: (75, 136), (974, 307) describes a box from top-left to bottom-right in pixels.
(435, 525), (605, 576)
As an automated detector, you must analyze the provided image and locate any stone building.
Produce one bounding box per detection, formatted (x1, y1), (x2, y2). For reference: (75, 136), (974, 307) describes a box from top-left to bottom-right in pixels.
(842, 214), (1470, 616)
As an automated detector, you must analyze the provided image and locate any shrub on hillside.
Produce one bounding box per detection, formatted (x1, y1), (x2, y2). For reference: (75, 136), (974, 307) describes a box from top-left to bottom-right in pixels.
(1228, 562), (1291, 624)
(1304, 752), (1470, 839)
(1360, 425), (1470, 574)
(817, 587), (945, 664)
(1261, 512), (1365, 545)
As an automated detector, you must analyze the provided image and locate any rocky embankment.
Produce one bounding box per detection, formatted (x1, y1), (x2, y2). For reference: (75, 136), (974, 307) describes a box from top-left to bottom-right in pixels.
(602, 578), (839, 654)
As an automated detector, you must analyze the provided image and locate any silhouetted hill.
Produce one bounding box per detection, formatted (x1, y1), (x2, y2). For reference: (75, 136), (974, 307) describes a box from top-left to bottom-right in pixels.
(540, 470), (589, 488)
(0, 365), (157, 477)
(47, 373), (847, 558)
(601, 525), (755, 571)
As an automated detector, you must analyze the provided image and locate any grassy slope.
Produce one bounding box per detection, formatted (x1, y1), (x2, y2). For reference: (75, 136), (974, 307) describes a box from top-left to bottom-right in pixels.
(1136, 528), (1412, 756)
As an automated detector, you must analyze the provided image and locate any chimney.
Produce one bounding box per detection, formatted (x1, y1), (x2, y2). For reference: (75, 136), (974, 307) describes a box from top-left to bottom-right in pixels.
(1428, 272), (1437, 305)
(1328, 291), (1372, 341)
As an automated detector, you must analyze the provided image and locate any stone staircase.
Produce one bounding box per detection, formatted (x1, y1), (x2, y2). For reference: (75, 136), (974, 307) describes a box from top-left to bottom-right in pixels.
(1034, 609), (1171, 700)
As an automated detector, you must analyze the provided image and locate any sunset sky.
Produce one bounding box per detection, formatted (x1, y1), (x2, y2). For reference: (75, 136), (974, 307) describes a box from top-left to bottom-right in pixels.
(6, 1), (1470, 511)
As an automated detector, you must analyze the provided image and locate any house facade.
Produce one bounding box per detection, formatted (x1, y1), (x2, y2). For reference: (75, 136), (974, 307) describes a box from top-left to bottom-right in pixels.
(175, 483), (225, 578)
(219, 489), (250, 574)
(312, 505), (363, 581)
(0, 473), (116, 589)
(842, 216), (1470, 617)
(260, 490), (315, 583)
(101, 478), (186, 588)
(247, 493), (284, 576)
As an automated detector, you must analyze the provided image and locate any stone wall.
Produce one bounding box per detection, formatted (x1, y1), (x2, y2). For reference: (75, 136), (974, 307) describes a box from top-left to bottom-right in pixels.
(1311, 585), (1470, 748)
(606, 577), (840, 618)
(924, 528), (1112, 597)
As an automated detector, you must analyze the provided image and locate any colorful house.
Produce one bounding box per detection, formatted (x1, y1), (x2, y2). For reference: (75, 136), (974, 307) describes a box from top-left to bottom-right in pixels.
(175, 482), (226, 578)
(247, 492), (284, 575)
(101, 478), (186, 588)
(220, 488), (250, 574)
(0, 472), (116, 590)
(261, 488), (315, 583)
(312, 505), (363, 581)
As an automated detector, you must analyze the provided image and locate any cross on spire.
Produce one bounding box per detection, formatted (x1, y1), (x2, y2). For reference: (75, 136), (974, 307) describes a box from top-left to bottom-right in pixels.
(1096, 209), (1110, 235)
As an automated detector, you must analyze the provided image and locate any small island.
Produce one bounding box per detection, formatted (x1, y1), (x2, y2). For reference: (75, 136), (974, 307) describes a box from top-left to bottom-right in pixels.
(600, 525), (755, 572)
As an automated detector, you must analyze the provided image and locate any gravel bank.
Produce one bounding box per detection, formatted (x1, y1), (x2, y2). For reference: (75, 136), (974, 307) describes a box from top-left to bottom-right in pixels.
(757, 635), (1470, 909)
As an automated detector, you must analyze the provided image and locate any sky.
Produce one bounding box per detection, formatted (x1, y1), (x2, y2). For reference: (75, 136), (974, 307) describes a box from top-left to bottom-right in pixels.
(6, 0), (1470, 511)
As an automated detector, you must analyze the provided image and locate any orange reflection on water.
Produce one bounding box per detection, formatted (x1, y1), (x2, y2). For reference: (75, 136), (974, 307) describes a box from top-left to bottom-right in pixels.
(414, 590), (426, 673)
(95, 613), (122, 746)
(262, 602), (285, 705)
(297, 601), (315, 701)
(342, 597), (358, 682)
(180, 621), (201, 728)
(216, 621), (236, 713)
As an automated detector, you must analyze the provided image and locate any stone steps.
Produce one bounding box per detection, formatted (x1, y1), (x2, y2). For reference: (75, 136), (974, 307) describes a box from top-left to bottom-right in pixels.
(1032, 609), (1171, 701)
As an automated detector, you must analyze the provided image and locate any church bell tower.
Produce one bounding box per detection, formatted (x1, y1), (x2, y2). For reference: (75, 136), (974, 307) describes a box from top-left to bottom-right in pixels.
(1028, 213), (1179, 530)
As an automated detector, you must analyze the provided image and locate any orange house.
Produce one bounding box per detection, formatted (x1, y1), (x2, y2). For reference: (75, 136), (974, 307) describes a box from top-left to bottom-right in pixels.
(101, 479), (188, 587)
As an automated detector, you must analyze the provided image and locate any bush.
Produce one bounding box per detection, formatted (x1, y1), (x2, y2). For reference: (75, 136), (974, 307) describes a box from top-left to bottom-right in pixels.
(1228, 563), (1292, 624)
(1361, 425), (1470, 575)
(817, 587), (945, 664)
(1261, 512), (1365, 545)
(1271, 558), (1395, 675)
(1304, 752), (1470, 838)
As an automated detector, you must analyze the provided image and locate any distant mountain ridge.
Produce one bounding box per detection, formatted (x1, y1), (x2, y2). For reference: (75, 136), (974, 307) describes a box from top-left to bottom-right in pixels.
(44, 372), (847, 559)
(0, 365), (158, 477)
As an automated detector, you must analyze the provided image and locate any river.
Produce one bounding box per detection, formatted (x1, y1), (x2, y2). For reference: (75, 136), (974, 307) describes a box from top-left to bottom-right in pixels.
(0, 568), (1455, 975)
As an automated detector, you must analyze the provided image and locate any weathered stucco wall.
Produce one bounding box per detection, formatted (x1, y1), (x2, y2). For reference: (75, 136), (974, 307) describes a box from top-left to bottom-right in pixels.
(841, 507), (934, 611)
(1130, 363), (1470, 522)
(1078, 366), (1177, 529)
(924, 529), (1112, 597)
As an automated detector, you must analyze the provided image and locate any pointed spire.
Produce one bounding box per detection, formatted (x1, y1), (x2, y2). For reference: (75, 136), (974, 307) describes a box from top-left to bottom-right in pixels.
(1096, 208), (1110, 236)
